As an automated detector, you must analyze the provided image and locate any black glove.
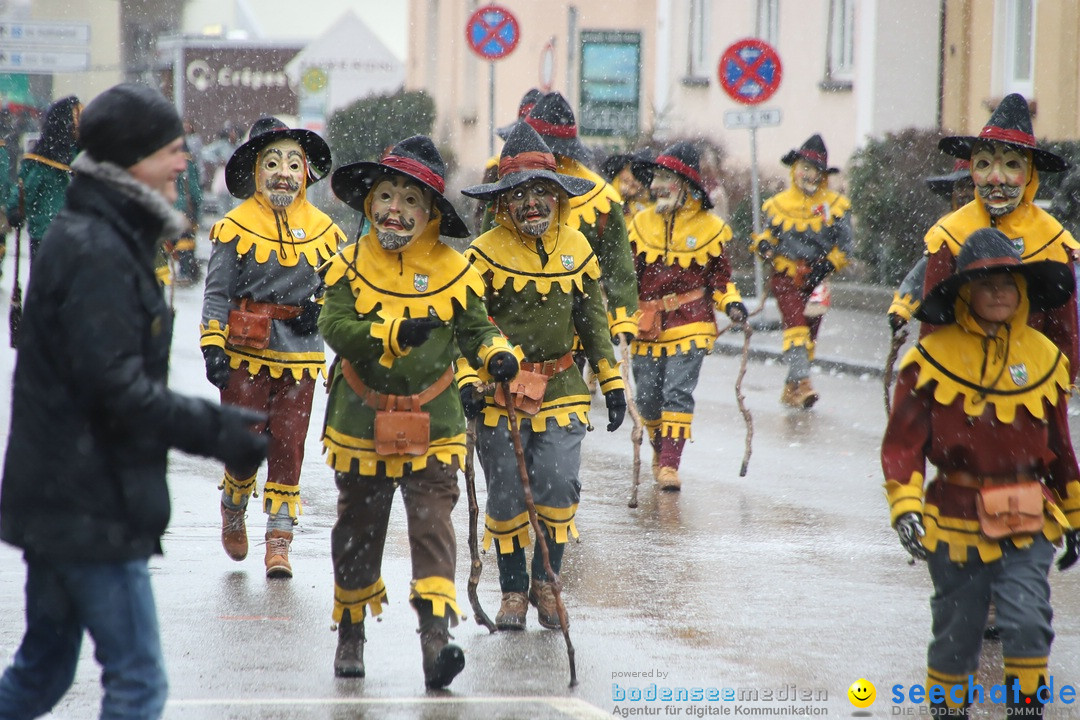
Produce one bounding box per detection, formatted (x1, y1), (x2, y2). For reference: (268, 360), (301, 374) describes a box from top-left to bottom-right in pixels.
(726, 301), (748, 324)
(888, 313), (908, 336)
(286, 299), (321, 336)
(895, 512), (928, 561)
(1058, 531), (1080, 571)
(459, 384), (486, 421)
(755, 240), (774, 260)
(202, 346), (231, 390)
(488, 351), (519, 382)
(6, 208), (23, 230)
(397, 316), (443, 349)
(214, 404), (269, 470)
(612, 332), (635, 347)
(803, 260), (834, 291)
(604, 388), (626, 432)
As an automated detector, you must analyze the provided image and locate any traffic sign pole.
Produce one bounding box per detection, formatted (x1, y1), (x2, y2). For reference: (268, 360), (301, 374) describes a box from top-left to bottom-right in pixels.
(488, 62), (496, 158)
(465, 5), (520, 161)
(749, 126), (764, 299)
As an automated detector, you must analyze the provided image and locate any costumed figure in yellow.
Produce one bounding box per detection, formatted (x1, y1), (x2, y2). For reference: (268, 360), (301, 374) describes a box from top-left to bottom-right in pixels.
(319, 136), (518, 688)
(200, 118), (343, 577)
(921, 93), (1079, 385)
(883, 228), (1080, 718)
(458, 121), (627, 632)
(628, 142), (746, 491)
(751, 134), (852, 408)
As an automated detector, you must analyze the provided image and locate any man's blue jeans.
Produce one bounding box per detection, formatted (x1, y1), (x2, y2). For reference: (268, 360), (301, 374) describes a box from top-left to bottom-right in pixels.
(0, 557), (167, 720)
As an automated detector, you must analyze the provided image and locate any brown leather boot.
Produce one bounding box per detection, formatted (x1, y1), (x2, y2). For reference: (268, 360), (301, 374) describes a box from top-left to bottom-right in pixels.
(528, 580), (567, 630)
(334, 611), (365, 678)
(416, 602), (464, 689)
(220, 504), (248, 561)
(264, 530), (293, 578)
(656, 466), (681, 491)
(792, 378), (819, 408)
(494, 591), (528, 631)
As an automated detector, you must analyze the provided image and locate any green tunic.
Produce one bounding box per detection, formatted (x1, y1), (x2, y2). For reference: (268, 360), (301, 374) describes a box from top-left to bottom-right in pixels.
(7, 157), (70, 241)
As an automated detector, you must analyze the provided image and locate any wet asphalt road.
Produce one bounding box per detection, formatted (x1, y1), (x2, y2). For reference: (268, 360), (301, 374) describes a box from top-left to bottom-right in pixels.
(1, 281), (1080, 720)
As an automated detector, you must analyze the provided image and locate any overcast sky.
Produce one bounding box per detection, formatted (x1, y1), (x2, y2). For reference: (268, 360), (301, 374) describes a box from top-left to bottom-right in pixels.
(182, 0), (408, 61)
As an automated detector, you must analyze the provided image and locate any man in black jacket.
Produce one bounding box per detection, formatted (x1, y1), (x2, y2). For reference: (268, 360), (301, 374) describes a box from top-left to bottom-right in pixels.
(0, 83), (268, 720)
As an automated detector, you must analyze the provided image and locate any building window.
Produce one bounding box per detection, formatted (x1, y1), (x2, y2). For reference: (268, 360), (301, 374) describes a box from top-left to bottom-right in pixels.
(1000, 0), (1035, 97)
(684, 0), (710, 85)
(823, 0), (854, 90)
(756, 0), (779, 45)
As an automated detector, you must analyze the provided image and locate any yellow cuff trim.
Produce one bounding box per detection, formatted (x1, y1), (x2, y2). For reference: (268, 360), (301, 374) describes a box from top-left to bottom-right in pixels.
(477, 335), (516, 371)
(1002, 657), (1048, 695)
(333, 578), (387, 622)
(410, 576), (460, 623)
(826, 247), (847, 271)
(608, 306), (640, 337)
(885, 475), (925, 525)
(455, 356), (481, 386)
(713, 283), (742, 312)
(889, 293), (920, 321)
(263, 481), (302, 518)
(660, 411), (693, 440)
(370, 318), (409, 369)
(200, 319), (228, 349)
(782, 326), (812, 352)
(219, 471), (257, 505)
(595, 357), (625, 392)
(484, 511), (532, 554)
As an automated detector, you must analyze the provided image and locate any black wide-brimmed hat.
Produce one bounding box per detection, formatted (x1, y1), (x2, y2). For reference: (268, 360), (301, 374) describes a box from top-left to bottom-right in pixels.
(225, 117), (332, 199)
(331, 135), (469, 238)
(925, 159), (972, 198)
(496, 88), (544, 141)
(638, 141), (714, 210)
(916, 227), (1075, 324)
(600, 148), (656, 185)
(523, 91), (592, 164)
(781, 134), (839, 174)
(461, 121), (595, 201)
(939, 93), (1069, 173)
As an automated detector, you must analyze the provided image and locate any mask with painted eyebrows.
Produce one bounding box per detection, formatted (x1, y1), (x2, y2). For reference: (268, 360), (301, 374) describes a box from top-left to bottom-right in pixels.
(256, 138), (305, 208)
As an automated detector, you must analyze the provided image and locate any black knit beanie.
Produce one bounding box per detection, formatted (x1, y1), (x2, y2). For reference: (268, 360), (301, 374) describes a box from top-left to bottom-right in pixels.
(79, 83), (184, 168)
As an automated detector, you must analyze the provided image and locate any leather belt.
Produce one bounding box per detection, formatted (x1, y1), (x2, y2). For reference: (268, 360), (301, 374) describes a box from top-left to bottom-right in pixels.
(520, 351), (575, 377)
(941, 470), (1037, 488)
(234, 297), (303, 320)
(641, 287), (707, 313)
(340, 361), (454, 412)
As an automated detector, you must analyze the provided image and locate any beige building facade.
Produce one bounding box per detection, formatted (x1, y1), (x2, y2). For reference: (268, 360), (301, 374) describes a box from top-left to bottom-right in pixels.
(406, 0), (941, 188)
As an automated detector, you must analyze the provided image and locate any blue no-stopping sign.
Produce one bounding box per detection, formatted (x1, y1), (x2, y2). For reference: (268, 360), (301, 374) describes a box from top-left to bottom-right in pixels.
(466, 5), (520, 61)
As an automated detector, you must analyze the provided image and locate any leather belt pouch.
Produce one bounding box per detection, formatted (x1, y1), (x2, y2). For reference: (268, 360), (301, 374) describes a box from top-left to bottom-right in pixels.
(227, 308), (271, 349)
(374, 410), (430, 456)
(494, 369), (549, 415)
(975, 482), (1044, 539)
(637, 305), (660, 341)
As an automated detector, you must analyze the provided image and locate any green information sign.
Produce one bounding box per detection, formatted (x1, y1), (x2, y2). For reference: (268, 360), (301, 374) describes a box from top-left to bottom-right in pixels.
(578, 30), (640, 137)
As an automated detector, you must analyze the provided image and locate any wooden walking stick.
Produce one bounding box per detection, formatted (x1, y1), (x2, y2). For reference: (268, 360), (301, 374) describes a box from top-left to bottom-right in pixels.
(500, 382), (577, 687)
(464, 415), (496, 633)
(883, 328), (908, 416)
(619, 340), (644, 508)
(8, 182), (24, 349)
(735, 322), (754, 477)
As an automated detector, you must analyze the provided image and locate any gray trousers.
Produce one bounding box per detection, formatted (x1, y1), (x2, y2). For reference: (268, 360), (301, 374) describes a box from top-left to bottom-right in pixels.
(630, 348), (706, 423)
(926, 536), (1054, 678)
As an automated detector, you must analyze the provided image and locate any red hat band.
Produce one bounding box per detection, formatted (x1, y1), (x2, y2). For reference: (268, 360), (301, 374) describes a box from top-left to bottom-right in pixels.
(525, 116), (578, 139)
(656, 155), (703, 186)
(380, 153), (445, 194)
(977, 125), (1037, 150)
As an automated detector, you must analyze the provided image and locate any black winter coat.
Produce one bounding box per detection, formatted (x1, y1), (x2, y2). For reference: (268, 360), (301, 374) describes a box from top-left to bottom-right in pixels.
(1, 159), (231, 562)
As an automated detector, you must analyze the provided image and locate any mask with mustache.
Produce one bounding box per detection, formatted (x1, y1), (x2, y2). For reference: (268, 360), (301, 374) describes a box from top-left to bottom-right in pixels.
(369, 175), (433, 251)
(255, 138), (305, 209)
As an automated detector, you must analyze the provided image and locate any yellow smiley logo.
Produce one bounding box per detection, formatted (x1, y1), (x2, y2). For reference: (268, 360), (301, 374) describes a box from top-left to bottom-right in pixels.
(848, 678), (876, 708)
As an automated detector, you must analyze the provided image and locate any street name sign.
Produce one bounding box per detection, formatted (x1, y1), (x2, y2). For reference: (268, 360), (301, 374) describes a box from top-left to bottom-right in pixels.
(723, 107), (782, 130)
(0, 21), (90, 46)
(0, 48), (89, 73)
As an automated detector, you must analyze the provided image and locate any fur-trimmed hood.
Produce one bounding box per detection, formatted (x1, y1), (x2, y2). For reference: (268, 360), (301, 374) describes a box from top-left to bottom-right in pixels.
(71, 152), (188, 242)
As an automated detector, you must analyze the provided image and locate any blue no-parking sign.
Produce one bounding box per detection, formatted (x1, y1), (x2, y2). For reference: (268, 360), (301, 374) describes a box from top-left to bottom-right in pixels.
(718, 39), (783, 106)
(466, 5), (520, 61)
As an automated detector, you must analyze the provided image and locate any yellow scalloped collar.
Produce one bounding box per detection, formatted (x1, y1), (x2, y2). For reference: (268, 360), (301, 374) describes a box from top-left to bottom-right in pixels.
(322, 223), (484, 321)
(212, 194), (344, 267)
(762, 184), (850, 234)
(556, 157), (621, 229)
(900, 284), (1068, 423)
(466, 222), (600, 296)
(925, 189), (1077, 262)
(628, 198), (732, 267)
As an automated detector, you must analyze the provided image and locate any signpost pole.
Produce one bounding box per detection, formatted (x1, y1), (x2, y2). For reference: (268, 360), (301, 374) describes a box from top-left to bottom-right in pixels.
(488, 62), (496, 158)
(750, 124), (764, 300)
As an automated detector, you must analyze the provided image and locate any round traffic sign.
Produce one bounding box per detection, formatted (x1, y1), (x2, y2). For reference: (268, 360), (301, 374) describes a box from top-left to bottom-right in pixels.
(465, 5), (520, 61)
(718, 39), (782, 105)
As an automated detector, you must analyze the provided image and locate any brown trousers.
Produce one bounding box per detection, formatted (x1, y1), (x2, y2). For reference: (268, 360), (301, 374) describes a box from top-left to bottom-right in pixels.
(219, 365), (315, 486)
(331, 461), (460, 598)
